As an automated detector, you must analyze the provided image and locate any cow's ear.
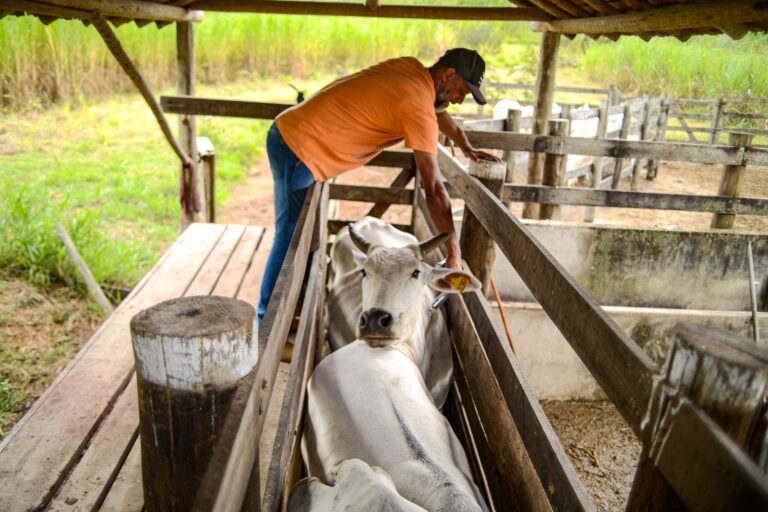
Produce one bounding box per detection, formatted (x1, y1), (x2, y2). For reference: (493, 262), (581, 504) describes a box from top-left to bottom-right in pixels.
(428, 268), (481, 293)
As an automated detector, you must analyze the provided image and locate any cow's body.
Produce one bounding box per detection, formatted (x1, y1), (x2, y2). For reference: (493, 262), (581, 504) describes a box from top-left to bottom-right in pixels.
(326, 217), (453, 408)
(302, 341), (487, 511)
(296, 218), (488, 512)
(288, 459), (427, 512)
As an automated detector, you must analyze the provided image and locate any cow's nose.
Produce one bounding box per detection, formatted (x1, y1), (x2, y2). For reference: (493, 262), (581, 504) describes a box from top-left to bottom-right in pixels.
(359, 308), (393, 335)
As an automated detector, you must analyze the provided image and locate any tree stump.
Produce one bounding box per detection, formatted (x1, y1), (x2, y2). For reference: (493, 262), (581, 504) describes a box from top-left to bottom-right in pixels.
(130, 296), (258, 512)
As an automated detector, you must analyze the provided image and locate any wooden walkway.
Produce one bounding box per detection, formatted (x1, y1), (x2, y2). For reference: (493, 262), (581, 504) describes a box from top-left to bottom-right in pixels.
(0, 223), (281, 512)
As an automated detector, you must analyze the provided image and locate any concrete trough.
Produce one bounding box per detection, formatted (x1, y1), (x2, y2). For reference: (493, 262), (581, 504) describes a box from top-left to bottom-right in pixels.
(484, 220), (768, 400)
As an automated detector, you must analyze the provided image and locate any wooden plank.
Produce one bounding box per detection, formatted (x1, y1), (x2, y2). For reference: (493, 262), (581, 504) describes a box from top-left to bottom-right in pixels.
(656, 399), (768, 511)
(531, 0), (768, 35)
(47, 376), (140, 511)
(99, 439), (143, 512)
(366, 167), (414, 218)
(713, 133), (753, 229)
(261, 252), (320, 512)
(367, 149), (415, 168)
(0, 223), (226, 512)
(189, 0), (549, 20)
(236, 229), (275, 311)
(464, 131), (768, 166)
(439, 146), (657, 435)
(0, 0), (89, 19)
(177, 21), (197, 228)
(193, 185), (321, 512)
(3, 0), (202, 22)
(459, 292), (595, 511)
(464, 118), (505, 132)
(328, 183), (413, 205)
(502, 185), (768, 215)
(447, 294), (585, 511)
(185, 224), (246, 296)
(327, 219), (411, 236)
(161, 95), (290, 119)
(212, 226), (265, 297)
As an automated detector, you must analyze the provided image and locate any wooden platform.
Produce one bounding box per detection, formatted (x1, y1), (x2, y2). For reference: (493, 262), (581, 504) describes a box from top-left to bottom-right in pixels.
(0, 223), (281, 512)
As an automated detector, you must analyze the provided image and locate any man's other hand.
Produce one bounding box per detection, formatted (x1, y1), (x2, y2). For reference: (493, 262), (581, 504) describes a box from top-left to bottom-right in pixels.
(461, 147), (503, 163)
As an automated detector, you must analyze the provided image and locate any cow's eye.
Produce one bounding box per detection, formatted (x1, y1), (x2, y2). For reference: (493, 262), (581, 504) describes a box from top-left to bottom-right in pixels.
(360, 268), (367, 278)
(411, 269), (421, 278)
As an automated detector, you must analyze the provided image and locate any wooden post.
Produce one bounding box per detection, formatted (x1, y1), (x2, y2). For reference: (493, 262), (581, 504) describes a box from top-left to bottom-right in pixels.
(502, 108), (522, 184)
(608, 84), (619, 106)
(711, 132), (753, 229)
(611, 103), (632, 189)
(647, 94), (668, 180)
(523, 31), (560, 220)
(130, 296), (258, 512)
(540, 119), (568, 220)
(710, 95), (725, 145)
(197, 136), (216, 223)
(631, 96), (651, 190)
(177, 22), (197, 229)
(460, 158), (506, 295)
(627, 322), (768, 511)
(584, 100), (609, 222)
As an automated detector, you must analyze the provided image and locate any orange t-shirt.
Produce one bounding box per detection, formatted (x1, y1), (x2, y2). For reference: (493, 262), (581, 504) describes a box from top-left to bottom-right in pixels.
(276, 57), (438, 181)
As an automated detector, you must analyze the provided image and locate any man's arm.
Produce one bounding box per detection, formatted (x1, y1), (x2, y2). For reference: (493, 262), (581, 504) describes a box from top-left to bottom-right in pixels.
(412, 149), (461, 269)
(437, 111), (501, 163)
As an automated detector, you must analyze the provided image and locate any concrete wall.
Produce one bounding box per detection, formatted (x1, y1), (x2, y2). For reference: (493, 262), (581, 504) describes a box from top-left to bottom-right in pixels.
(491, 221), (768, 311)
(496, 302), (768, 400)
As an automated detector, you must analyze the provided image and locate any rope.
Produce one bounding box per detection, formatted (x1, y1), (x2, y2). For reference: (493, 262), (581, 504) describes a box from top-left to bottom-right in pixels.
(90, 13), (199, 214)
(490, 274), (516, 356)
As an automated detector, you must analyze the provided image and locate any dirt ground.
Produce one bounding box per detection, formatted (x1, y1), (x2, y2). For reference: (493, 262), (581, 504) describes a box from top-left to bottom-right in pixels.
(4, 155), (767, 507)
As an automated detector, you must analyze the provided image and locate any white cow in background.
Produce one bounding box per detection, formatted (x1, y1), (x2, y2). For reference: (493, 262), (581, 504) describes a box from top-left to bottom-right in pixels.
(326, 217), (454, 408)
(295, 221), (488, 512)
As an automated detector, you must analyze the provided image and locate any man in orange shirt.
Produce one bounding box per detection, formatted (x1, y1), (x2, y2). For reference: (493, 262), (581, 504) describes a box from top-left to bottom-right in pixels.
(259, 48), (498, 325)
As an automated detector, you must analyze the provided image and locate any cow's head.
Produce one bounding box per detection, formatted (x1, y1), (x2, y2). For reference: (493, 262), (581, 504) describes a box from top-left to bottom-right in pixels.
(349, 223), (480, 345)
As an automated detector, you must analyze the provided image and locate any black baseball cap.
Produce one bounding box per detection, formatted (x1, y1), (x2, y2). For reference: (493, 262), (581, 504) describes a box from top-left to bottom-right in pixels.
(437, 48), (487, 105)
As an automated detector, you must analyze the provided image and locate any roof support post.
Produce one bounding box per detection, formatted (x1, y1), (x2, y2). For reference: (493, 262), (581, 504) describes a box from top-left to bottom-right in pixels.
(523, 30), (560, 219)
(177, 21), (199, 229)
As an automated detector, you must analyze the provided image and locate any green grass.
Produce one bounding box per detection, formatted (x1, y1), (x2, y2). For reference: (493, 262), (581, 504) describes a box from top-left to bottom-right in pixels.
(0, 81), (280, 290)
(580, 33), (768, 99)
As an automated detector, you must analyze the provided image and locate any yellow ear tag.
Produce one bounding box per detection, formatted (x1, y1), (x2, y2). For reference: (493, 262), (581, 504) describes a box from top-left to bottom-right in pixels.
(446, 273), (469, 293)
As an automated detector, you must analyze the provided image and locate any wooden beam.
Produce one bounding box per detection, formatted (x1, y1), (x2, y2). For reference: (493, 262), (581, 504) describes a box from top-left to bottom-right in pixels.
(189, 1), (551, 21)
(464, 131), (768, 167)
(193, 184), (321, 512)
(503, 185), (768, 215)
(712, 132), (753, 229)
(161, 95), (290, 119)
(39, 0), (202, 22)
(177, 22), (198, 228)
(366, 167), (414, 218)
(532, 0), (768, 36)
(0, 0), (89, 19)
(438, 146), (657, 435)
(328, 183), (413, 205)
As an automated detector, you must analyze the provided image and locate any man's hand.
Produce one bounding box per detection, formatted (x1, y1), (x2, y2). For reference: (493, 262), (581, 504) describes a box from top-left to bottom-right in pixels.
(460, 146), (503, 163)
(445, 251), (462, 270)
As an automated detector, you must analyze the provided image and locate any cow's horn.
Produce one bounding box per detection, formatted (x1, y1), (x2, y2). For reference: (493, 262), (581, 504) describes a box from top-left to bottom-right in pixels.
(349, 223), (373, 254)
(418, 232), (450, 256)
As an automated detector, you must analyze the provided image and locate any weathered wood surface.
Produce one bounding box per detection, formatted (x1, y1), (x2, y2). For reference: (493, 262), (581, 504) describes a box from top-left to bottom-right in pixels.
(502, 185), (768, 215)
(329, 183), (413, 205)
(193, 184), (321, 512)
(177, 22), (198, 228)
(414, 200), (593, 511)
(161, 95), (290, 119)
(131, 296), (257, 512)
(439, 146), (657, 435)
(189, 0), (549, 20)
(524, 30), (560, 220)
(628, 323), (768, 511)
(4, 0), (203, 22)
(56, 223), (114, 316)
(99, 440), (143, 512)
(0, 223), (274, 512)
(712, 132), (754, 229)
(464, 131), (768, 166)
(541, 119), (568, 219)
(366, 167), (414, 218)
(328, 219), (411, 235)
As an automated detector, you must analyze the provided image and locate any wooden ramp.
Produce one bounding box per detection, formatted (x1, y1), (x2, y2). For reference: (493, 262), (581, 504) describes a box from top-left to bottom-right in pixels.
(0, 223), (278, 512)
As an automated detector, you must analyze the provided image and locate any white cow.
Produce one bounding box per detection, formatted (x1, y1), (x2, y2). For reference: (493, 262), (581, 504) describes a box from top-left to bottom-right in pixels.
(326, 217), (454, 408)
(298, 222), (489, 512)
(288, 459), (427, 512)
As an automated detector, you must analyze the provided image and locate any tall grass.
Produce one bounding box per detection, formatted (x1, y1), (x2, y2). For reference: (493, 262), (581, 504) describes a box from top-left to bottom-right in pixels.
(0, 9), (532, 111)
(580, 33), (768, 99)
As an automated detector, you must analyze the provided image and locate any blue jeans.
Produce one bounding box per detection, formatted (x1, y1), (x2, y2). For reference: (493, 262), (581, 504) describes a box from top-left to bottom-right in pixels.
(258, 122), (315, 326)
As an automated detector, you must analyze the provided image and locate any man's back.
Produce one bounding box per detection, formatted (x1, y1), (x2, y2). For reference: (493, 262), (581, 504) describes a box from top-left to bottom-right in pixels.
(277, 57), (438, 180)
